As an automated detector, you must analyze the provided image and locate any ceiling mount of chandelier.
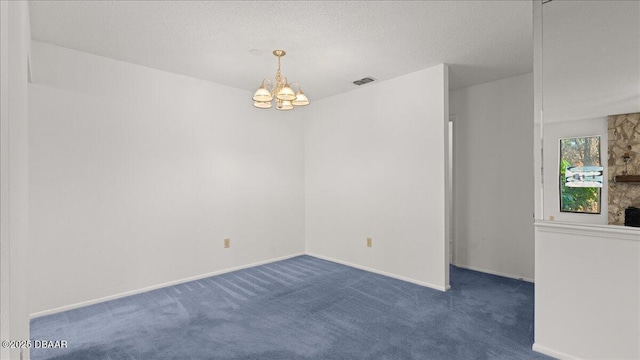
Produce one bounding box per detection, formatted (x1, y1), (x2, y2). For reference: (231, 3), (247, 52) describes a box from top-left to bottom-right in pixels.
(253, 50), (310, 111)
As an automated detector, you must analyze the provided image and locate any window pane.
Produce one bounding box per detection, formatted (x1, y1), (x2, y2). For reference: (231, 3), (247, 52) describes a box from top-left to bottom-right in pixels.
(559, 136), (602, 214)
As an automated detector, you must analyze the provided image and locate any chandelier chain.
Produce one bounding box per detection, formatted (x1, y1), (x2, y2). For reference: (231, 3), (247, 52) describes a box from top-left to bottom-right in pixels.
(275, 55), (283, 95)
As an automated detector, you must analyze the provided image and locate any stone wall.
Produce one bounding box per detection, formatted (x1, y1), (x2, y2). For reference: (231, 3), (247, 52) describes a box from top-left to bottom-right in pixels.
(608, 112), (640, 225)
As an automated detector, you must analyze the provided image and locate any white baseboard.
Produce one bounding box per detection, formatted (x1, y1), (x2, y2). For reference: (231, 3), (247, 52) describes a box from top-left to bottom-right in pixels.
(307, 252), (449, 292)
(532, 343), (580, 360)
(29, 253), (305, 319)
(32, 252), (455, 318)
(452, 262), (535, 283)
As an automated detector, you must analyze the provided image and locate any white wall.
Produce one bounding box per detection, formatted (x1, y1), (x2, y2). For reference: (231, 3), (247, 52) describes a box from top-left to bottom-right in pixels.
(534, 223), (640, 360)
(305, 65), (449, 291)
(543, 117), (608, 224)
(539, 0), (638, 224)
(449, 73), (534, 281)
(541, 1), (639, 125)
(533, 2), (640, 358)
(0, 2), (31, 359)
(539, 1), (638, 226)
(28, 41), (305, 315)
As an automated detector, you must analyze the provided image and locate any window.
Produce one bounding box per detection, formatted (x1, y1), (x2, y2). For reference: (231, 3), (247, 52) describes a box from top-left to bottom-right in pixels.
(559, 136), (603, 214)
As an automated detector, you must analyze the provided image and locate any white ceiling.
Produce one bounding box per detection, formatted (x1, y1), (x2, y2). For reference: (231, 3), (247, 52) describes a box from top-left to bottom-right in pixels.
(29, 1), (533, 101)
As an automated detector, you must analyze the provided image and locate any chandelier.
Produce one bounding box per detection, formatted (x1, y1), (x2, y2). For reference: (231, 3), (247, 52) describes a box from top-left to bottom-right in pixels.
(252, 50), (310, 111)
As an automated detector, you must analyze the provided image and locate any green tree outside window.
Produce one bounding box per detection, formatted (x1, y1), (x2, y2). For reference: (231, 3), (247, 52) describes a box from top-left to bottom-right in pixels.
(559, 136), (601, 214)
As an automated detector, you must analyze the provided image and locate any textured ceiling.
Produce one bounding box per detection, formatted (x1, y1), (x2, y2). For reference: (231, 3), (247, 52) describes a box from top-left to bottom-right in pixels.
(29, 1), (533, 101)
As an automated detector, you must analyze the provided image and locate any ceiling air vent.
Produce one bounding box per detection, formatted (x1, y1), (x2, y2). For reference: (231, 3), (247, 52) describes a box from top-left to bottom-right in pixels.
(353, 77), (375, 86)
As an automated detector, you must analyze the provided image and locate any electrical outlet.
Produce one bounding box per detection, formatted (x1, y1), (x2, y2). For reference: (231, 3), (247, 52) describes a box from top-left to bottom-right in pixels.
(366, 237), (372, 247)
(224, 238), (230, 248)
(549, 215), (555, 221)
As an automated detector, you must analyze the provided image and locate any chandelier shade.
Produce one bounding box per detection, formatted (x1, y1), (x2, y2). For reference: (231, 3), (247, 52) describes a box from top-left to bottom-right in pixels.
(253, 100), (272, 109)
(276, 84), (296, 101)
(292, 85), (309, 106)
(252, 50), (309, 110)
(276, 100), (294, 111)
(253, 81), (273, 102)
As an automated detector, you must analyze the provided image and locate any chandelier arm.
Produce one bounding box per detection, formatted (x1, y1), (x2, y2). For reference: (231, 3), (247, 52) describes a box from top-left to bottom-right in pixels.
(262, 78), (273, 89)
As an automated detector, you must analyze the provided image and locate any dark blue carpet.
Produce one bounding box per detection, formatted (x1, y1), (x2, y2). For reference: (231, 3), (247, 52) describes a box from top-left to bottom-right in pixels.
(30, 256), (551, 360)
